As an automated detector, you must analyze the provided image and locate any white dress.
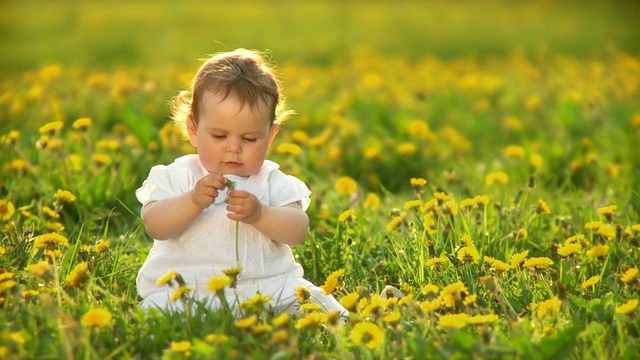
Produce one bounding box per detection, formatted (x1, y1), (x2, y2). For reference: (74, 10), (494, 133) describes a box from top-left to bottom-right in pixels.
(136, 155), (346, 314)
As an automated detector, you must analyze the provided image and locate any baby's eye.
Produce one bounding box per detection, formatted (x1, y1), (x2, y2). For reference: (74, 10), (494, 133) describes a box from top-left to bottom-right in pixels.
(243, 138), (257, 143)
(212, 134), (226, 139)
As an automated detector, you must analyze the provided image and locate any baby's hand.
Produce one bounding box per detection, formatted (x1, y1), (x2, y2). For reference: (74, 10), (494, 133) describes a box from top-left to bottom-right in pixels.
(225, 190), (263, 224)
(191, 173), (227, 209)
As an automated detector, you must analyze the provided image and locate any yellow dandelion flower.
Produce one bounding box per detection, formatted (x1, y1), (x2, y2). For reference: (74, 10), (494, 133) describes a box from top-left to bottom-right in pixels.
(65, 261), (90, 288)
(443, 201), (458, 216)
(615, 299), (638, 316)
(271, 329), (289, 344)
(597, 204), (616, 217)
(169, 340), (191, 353)
(491, 260), (511, 272)
(618, 267), (638, 284)
(586, 245), (610, 259)
(457, 246), (480, 264)
(510, 250), (529, 267)
(585, 221), (605, 230)
(43, 206), (60, 219)
(383, 311), (402, 325)
(581, 275), (601, 289)
(386, 216), (403, 232)
(397, 142), (417, 155)
(420, 284), (439, 296)
(404, 199), (422, 210)
(538, 199), (551, 214)
(0, 199), (15, 221)
(204, 333), (229, 344)
(530, 154), (543, 170)
(94, 239), (110, 253)
(410, 177), (427, 187)
(523, 257), (554, 269)
(595, 224), (616, 240)
(81, 308), (112, 327)
(503, 145), (525, 160)
(535, 297), (562, 318)
(557, 243), (582, 257)
(295, 312), (328, 330)
(485, 172), (509, 185)
(38, 121), (64, 134)
(156, 270), (177, 286)
(517, 228), (528, 239)
(320, 269), (345, 295)
(408, 120), (436, 140)
(54, 189), (76, 203)
(350, 322), (384, 348)
(295, 286), (311, 303)
(252, 323), (273, 335)
(364, 193), (380, 210)
(463, 294), (477, 306)
(565, 234), (589, 247)
(439, 313), (468, 329)
(420, 297), (442, 313)
(0, 272), (15, 282)
(467, 314), (499, 324)
(5, 159), (28, 172)
(207, 275), (231, 293)
(276, 142), (301, 155)
(170, 286), (191, 302)
(25, 261), (51, 279)
(34, 233), (69, 249)
(72, 117), (92, 131)
(339, 292), (360, 312)
(338, 209), (356, 222)
(92, 153), (112, 165)
(271, 312), (290, 328)
(364, 147), (381, 160)
(459, 198), (477, 209)
(291, 130), (309, 144)
(425, 256), (447, 267)
(300, 303), (321, 312)
(335, 176), (357, 195)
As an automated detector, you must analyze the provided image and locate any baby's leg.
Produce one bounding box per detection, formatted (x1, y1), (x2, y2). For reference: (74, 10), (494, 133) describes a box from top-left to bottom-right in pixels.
(308, 286), (349, 316)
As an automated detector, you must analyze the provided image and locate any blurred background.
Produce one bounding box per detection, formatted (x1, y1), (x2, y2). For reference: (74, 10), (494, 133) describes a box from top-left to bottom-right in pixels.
(1, 0), (639, 73)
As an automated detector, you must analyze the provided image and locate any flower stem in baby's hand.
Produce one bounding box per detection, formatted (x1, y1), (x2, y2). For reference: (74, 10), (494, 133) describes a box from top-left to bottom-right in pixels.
(224, 177), (240, 268)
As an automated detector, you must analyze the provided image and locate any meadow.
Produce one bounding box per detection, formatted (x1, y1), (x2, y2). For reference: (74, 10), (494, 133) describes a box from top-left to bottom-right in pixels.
(1, 1), (640, 359)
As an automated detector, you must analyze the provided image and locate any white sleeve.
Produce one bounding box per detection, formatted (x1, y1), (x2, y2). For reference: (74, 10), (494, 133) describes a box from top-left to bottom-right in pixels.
(135, 162), (194, 206)
(268, 171), (312, 211)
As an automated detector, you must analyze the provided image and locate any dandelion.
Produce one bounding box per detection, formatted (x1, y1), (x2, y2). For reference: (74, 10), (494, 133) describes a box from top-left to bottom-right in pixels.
(408, 120), (435, 140)
(170, 286), (191, 302)
(271, 312), (290, 328)
(295, 286), (311, 303)
(92, 154), (112, 165)
(222, 266), (242, 288)
(94, 240), (110, 253)
(595, 224), (616, 240)
(441, 281), (469, 308)
(410, 177), (427, 187)
(383, 311), (402, 325)
(252, 323), (273, 335)
(597, 204), (616, 218)
(510, 250), (529, 268)
(517, 228), (528, 239)
(207, 275), (231, 293)
(537, 199), (551, 214)
(586, 245), (610, 259)
(503, 145), (525, 160)
(420, 297), (442, 313)
(397, 142), (417, 155)
(557, 243), (582, 257)
(350, 322), (384, 348)
(81, 308), (112, 327)
(169, 340), (192, 354)
(271, 329), (289, 344)
(0, 199), (15, 221)
(291, 130), (309, 144)
(491, 259), (511, 272)
(618, 267), (638, 284)
(535, 297), (562, 318)
(43, 206), (60, 219)
(5, 159), (28, 172)
(54, 189), (77, 203)
(300, 303), (321, 312)
(65, 262), (90, 288)
(38, 121), (64, 135)
(320, 269), (345, 295)
(581, 275), (601, 290)
(468, 314), (499, 324)
(615, 299), (638, 316)
(72, 117), (92, 131)
(463, 294), (477, 306)
(34, 233), (69, 249)
(425, 256), (447, 267)
(156, 270), (177, 286)
(485, 172), (509, 185)
(565, 234), (589, 247)
(205, 333), (229, 344)
(457, 246), (480, 264)
(386, 216), (403, 232)
(364, 193), (380, 210)
(585, 221), (605, 231)
(523, 257), (554, 269)
(24, 260), (52, 279)
(403, 199), (422, 211)
(338, 209), (356, 222)
(339, 292), (360, 312)
(276, 142), (301, 155)
(530, 154), (543, 170)
(295, 312), (328, 329)
(439, 313), (468, 329)
(335, 176), (357, 195)
(420, 284), (439, 296)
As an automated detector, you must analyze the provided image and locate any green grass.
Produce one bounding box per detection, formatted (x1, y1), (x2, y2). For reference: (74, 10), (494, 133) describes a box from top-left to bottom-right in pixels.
(1, 1), (639, 359)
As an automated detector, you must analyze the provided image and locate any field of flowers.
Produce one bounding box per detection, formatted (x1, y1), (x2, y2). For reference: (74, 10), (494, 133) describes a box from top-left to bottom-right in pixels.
(2, 2), (640, 359)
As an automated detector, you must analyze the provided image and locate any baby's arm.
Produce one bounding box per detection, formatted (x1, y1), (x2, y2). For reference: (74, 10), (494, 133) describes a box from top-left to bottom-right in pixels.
(225, 190), (309, 246)
(142, 173), (227, 240)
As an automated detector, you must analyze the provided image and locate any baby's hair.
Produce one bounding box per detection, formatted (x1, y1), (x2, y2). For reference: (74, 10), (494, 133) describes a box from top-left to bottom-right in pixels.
(171, 48), (294, 136)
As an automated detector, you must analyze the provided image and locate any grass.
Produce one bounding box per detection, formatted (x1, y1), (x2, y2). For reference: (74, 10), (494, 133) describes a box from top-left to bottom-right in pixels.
(1, 1), (639, 359)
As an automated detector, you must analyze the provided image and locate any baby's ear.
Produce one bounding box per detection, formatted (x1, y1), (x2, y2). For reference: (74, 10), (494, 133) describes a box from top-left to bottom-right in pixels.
(267, 124), (279, 148)
(187, 115), (198, 147)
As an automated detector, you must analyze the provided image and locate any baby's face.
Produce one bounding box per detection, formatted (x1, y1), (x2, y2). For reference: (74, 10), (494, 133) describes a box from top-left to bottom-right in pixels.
(188, 90), (277, 177)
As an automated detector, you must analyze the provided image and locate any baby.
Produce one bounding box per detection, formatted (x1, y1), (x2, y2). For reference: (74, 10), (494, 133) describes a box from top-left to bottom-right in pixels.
(135, 49), (347, 315)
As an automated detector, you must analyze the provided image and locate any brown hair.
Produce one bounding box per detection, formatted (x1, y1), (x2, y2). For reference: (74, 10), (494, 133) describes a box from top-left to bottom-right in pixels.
(171, 48), (293, 135)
